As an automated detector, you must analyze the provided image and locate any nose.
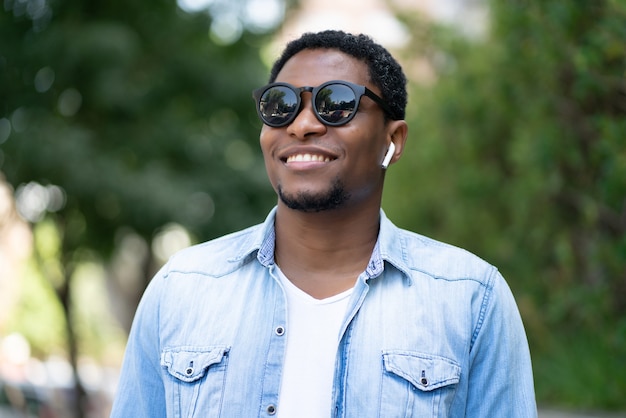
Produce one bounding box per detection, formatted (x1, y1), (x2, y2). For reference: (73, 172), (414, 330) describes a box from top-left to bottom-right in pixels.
(286, 93), (326, 139)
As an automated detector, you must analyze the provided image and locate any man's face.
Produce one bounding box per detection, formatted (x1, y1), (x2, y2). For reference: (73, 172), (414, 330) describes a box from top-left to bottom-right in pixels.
(259, 49), (393, 213)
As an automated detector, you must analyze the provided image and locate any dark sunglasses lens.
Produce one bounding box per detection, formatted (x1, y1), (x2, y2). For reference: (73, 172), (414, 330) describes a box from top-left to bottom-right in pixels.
(258, 86), (298, 126)
(315, 84), (357, 125)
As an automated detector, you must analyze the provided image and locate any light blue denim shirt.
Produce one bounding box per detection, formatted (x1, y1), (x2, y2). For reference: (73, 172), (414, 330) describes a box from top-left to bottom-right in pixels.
(111, 207), (537, 417)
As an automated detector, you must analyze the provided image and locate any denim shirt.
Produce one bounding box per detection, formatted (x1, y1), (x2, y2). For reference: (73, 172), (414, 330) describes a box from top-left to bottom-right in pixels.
(111, 208), (537, 418)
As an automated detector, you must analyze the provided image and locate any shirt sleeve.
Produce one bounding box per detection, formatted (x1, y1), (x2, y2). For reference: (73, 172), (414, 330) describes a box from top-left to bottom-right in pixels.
(465, 269), (538, 417)
(110, 267), (167, 418)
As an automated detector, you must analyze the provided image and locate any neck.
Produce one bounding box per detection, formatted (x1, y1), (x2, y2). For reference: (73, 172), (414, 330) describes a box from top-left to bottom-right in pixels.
(274, 203), (380, 298)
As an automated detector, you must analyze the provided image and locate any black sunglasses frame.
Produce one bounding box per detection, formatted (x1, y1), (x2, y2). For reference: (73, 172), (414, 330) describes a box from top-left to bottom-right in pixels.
(252, 80), (395, 128)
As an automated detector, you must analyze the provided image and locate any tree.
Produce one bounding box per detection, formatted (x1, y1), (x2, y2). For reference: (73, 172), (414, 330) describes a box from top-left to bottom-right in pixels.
(1, 0), (280, 415)
(385, 0), (626, 409)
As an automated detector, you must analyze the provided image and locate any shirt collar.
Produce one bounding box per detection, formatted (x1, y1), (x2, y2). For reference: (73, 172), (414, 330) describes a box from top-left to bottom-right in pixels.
(376, 210), (413, 284)
(234, 206), (412, 284)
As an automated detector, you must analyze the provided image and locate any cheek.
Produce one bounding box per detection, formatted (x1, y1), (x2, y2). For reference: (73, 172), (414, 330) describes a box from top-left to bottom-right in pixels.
(348, 127), (385, 165)
(259, 128), (275, 161)
(259, 129), (280, 187)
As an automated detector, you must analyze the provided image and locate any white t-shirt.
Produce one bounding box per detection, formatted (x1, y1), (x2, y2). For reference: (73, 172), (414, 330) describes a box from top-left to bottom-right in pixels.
(275, 266), (353, 418)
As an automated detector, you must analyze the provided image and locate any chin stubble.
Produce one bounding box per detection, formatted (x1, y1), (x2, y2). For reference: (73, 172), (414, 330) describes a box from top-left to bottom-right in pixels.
(277, 178), (350, 213)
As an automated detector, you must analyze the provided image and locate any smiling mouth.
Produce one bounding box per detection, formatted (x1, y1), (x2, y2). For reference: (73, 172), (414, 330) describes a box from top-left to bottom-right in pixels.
(285, 153), (333, 163)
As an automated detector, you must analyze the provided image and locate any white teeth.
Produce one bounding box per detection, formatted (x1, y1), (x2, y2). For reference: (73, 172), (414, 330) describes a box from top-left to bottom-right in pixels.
(286, 153), (331, 163)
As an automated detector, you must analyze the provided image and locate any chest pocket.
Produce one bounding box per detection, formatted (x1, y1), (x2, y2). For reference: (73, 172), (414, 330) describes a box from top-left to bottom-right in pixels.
(381, 350), (461, 418)
(161, 346), (230, 418)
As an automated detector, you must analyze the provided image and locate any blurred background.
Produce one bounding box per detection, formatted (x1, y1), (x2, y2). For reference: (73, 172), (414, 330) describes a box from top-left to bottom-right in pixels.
(0, 0), (624, 416)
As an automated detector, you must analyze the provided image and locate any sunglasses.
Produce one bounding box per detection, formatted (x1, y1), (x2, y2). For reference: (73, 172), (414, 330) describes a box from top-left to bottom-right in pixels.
(252, 80), (395, 128)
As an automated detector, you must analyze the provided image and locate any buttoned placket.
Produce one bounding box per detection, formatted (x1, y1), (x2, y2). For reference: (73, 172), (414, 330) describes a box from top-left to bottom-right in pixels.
(260, 264), (288, 416)
(332, 271), (374, 418)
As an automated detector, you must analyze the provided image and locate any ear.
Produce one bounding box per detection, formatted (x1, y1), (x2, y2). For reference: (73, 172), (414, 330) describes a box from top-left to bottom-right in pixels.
(385, 120), (408, 167)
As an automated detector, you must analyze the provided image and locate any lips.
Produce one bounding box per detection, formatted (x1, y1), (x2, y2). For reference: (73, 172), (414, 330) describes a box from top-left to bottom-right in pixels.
(286, 153), (332, 163)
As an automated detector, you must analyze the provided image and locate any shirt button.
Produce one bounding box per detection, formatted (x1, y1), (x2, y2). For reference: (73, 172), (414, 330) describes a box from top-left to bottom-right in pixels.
(266, 404), (276, 415)
(274, 326), (285, 336)
(186, 368), (193, 375)
(420, 377), (428, 386)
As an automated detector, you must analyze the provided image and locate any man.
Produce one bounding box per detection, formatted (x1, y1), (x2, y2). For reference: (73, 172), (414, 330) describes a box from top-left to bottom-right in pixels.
(111, 30), (537, 417)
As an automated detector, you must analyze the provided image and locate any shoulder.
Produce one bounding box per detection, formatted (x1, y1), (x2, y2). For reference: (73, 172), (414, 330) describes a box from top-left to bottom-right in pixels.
(164, 222), (265, 278)
(381, 216), (499, 289)
(406, 229), (495, 282)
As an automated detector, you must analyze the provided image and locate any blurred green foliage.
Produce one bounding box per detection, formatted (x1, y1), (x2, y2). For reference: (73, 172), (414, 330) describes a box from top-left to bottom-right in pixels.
(1, 0), (276, 259)
(386, 0), (626, 410)
(1, 1), (279, 414)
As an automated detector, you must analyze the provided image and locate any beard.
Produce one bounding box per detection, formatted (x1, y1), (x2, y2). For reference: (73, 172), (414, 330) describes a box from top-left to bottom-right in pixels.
(277, 177), (350, 213)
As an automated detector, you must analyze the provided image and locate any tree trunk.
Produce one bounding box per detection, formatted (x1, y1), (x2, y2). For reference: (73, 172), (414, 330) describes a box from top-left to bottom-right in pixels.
(57, 260), (88, 418)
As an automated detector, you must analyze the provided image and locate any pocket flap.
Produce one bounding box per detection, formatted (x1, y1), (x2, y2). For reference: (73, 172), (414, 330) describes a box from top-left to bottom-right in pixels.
(161, 346), (230, 383)
(383, 350), (461, 392)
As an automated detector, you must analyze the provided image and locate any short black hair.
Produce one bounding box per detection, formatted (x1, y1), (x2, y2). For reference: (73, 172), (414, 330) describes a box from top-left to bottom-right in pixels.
(268, 30), (407, 120)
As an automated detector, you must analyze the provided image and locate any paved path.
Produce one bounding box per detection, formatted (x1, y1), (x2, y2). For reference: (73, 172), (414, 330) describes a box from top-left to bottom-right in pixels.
(539, 409), (626, 418)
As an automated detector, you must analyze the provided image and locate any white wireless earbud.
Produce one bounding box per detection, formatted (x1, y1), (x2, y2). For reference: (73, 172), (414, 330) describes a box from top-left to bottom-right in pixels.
(381, 142), (396, 169)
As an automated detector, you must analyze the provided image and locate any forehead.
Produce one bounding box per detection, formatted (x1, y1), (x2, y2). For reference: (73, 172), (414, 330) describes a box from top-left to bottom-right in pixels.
(275, 49), (371, 88)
